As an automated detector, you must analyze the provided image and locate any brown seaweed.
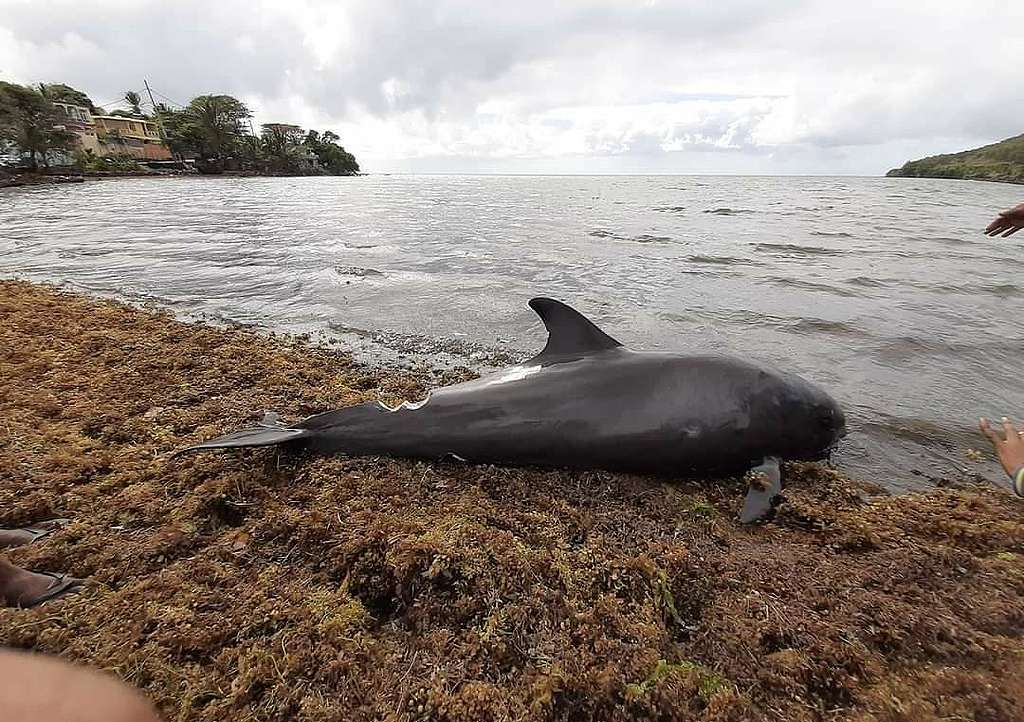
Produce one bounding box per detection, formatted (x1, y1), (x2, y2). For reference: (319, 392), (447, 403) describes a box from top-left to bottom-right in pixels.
(1, 280), (1022, 721)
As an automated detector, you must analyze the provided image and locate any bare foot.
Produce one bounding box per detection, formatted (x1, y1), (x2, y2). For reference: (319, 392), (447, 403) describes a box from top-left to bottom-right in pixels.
(3, 569), (61, 607)
(0, 529), (39, 549)
(0, 557), (81, 608)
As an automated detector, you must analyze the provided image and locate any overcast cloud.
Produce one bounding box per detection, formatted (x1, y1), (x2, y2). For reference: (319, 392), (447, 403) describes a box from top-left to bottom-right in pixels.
(1, 0), (1021, 174)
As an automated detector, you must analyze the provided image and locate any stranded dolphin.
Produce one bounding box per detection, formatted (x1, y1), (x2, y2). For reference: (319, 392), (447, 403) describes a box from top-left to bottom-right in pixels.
(185, 298), (846, 521)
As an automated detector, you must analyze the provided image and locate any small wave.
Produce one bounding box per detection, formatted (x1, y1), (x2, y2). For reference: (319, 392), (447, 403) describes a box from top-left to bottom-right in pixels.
(57, 247), (114, 258)
(845, 276), (888, 288)
(809, 231), (852, 238)
(788, 317), (867, 336)
(696, 308), (869, 338)
(974, 283), (1021, 298)
(652, 206), (686, 213)
(762, 277), (861, 298)
(703, 207), (755, 215)
(334, 265), (384, 278)
(859, 416), (959, 449)
(873, 335), (1024, 366)
(752, 242), (842, 257)
(687, 255), (747, 266)
(589, 229), (673, 244)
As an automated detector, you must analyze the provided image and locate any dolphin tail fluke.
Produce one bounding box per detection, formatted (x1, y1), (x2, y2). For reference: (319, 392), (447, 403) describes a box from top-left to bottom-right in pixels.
(175, 412), (309, 455)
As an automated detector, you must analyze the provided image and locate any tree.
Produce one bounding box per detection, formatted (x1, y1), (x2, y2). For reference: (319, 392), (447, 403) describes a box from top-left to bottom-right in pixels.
(36, 83), (100, 114)
(124, 91), (143, 117)
(0, 82), (75, 170)
(159, 95), (251, 171)
(304, 128), (360, 175)
(260, 124), (307, 174)
(237, 134), (263, 170)
(157, 106), (201, 159)
(185, 95), (251, 159)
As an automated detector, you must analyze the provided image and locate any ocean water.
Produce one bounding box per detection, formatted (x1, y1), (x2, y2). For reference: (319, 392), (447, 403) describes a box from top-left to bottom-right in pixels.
(2, 174), (1022, 492)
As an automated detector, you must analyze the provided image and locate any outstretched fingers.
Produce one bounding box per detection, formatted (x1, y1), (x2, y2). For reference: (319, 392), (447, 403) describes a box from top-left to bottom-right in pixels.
(986, 218), (1009, 235)
(980, 417), (1003, 443)
(980, 416), (1024, 480)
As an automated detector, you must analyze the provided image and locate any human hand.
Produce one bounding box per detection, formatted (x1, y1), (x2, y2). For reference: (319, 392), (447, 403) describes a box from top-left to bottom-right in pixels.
(979, 417), (1024, 480)
(985, 203), (1024, 237)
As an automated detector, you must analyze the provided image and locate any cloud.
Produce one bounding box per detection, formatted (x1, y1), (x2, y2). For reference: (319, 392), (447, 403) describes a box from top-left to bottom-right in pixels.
(1, 0), (1021, 173)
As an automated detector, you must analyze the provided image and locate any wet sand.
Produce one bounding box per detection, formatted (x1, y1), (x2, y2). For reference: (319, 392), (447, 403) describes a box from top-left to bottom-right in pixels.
(1, 279), (1022, 721)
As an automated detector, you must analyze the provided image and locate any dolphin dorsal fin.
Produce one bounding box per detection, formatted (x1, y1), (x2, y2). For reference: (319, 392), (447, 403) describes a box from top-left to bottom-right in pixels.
(527, 297), (623, 365)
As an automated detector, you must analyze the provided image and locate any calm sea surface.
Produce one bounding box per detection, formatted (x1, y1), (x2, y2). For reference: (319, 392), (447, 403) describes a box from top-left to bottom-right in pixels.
(2, 175), (1022, 491)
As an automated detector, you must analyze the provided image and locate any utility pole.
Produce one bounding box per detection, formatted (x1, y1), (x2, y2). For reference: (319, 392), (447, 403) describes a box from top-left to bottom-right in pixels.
(144, 78), (180, 164)
(143, 79), (165, 139)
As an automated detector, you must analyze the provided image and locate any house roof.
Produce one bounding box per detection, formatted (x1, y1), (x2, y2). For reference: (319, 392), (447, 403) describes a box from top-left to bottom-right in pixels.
(93, 115), (156, 124)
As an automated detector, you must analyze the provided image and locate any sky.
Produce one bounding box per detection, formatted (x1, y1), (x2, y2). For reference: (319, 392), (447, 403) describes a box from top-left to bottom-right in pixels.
(1, 0), (1021, 175)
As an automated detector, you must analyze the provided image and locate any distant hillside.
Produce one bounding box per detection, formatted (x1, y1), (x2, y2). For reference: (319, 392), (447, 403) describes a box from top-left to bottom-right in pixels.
(886, 134), (1024, 184)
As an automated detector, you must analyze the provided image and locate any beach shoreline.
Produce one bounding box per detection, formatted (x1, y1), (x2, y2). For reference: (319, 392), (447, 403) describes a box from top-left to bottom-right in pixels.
(1, 279), (1022, 721)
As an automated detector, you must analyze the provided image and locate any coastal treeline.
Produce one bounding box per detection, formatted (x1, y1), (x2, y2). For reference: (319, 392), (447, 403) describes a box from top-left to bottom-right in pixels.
(159, 94), (359, 175)
(887, 133), (1024, 184)
(0, 80), (359, 176)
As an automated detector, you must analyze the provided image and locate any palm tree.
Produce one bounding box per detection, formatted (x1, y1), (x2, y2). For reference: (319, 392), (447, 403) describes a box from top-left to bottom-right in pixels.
(185, 95), (251, 160)
(124, 91), (143, 117)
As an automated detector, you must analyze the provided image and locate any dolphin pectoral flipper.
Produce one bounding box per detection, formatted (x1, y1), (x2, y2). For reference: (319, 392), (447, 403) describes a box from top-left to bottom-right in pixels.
(739, 457), (782, 523)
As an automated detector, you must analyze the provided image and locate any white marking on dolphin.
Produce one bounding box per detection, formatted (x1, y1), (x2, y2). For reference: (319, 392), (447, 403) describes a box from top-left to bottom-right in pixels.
(483, 365), (542, 386)
(378, 393), (432, 412)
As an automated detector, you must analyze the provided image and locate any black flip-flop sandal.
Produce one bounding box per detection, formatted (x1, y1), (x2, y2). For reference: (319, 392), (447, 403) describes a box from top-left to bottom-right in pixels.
(1, 519), (71, 549)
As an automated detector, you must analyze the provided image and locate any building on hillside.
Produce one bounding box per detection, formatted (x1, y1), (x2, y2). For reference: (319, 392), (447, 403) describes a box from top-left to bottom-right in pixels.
(46, 102), (102, 165)
(92, 115), (172, 160)
(52, 102), (101, 154)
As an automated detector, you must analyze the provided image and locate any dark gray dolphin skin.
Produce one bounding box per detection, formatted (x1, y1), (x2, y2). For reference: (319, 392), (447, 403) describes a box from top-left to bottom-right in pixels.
(185, 298), (846, 521)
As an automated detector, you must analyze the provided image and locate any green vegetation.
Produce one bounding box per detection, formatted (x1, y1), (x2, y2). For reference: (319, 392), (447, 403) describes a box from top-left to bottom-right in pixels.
(625, 659), (730, 703)
(258, 123), (307, 174)
(159, 94), (253, 172)
(304, 129), (360, 175)
(157, 94), (359, 175)
(71, 147), (142, 172)
(1, 80), (360, 177)
(887, 134), (1024, 184)
(36, 83), (101, 114)
(0, 81), (75, 170)
(123, 90), (143, 117)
